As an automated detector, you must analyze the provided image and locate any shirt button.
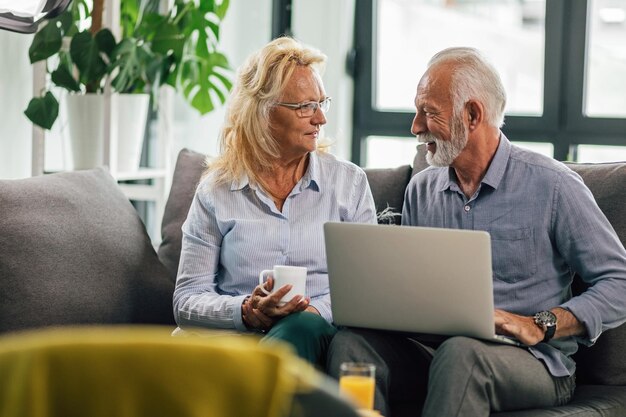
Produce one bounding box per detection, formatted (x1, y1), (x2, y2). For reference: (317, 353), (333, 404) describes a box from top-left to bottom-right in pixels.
(464, 205), (471, 212)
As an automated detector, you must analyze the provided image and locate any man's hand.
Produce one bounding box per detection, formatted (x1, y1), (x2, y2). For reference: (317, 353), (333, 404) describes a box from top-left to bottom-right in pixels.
(494, 309), (545, 346)
(495, 307), (586, 346)
(242, 277), (310, 332)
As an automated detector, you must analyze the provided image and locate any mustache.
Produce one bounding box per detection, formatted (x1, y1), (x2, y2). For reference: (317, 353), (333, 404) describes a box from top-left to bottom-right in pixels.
(417, 132), (438, 144)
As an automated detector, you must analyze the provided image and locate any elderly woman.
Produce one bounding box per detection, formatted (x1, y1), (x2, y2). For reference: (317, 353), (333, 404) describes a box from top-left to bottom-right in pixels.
(173, 37), (377, 364)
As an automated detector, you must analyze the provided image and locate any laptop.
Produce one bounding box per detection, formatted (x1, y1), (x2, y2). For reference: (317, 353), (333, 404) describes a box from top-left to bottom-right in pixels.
(323, 222), (520, 346)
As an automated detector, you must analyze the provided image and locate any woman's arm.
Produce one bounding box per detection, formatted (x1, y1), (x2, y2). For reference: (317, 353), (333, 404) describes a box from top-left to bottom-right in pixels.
(173, 188), (249, 331)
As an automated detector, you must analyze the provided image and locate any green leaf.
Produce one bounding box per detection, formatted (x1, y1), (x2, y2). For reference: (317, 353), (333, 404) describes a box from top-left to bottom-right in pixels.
(205, 21), (219, 42)
(64, 0), (86, 38)
(151, 22), (185, 60)
(70, 31), (108, 87)
(58, 50), (73, 71)
(145, 55), (166, 86)
(58, 10), (73, 33)
(120, 0), (140, 38)
(208, 52), (230, 69)
(210, 77), (227, 104)
(71, 0), (89, 21)
(24, 92), (59, 130)
(190, 87), (215, 114)
(134, 12), (165, 40)
(51, 66), (81, 92)
(212, 70), (233, 92)
(195, 32), (210, 59)
(29, 19), (63, 63)
(95, 29), (117, 58)
(110, 38), (154, 93)
(198, 0), (215, 13)
(215, 0), (229, 20)
(183, 60), (213, 114)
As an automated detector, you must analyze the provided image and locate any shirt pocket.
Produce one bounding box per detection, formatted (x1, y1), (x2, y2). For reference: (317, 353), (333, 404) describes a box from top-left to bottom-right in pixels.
(488, 227), (537, 283)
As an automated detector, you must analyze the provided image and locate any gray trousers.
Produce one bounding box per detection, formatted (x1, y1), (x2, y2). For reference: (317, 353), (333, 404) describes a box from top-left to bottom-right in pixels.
(326, 329), (575, 417)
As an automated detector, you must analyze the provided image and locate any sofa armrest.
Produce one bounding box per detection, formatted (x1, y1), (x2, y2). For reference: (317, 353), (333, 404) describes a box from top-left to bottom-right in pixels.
(158, 148), (207, 280)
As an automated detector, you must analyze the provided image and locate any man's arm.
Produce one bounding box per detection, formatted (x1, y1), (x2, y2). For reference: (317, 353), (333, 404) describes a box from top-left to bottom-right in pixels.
(495, 307), (586, 346)
(552, 171), (626, 345)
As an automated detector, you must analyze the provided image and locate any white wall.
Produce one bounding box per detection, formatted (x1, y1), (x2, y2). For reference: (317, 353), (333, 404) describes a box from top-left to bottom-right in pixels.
(0, 31), (33, 179)
(0, 1), (357, 178)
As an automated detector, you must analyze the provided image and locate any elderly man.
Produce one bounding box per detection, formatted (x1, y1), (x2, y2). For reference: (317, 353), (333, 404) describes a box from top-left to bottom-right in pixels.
(327, 47), (626, 416)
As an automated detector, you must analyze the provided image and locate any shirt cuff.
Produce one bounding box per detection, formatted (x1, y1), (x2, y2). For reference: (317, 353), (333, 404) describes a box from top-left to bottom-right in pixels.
(309, 299), (333, 324)
(232, 294), (250, 332)
(560, 298), (603, 346)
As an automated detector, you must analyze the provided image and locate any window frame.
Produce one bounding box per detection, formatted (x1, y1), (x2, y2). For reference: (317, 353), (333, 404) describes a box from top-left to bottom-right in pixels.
(351, 0), (626, 165)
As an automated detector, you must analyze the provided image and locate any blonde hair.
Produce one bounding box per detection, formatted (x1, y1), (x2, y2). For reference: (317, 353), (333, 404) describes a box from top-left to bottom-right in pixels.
(205, 37), (328, 185)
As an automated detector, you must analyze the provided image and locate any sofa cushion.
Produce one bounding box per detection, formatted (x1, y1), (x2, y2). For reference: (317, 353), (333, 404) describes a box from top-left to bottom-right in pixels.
(158, 148), (206, 280)
(365, 165), (412, 225)
(566, 162), (626, 248)
(491, 385), (626, 416)
(565, 161), (626, 386)
(0, 168), (174, 334)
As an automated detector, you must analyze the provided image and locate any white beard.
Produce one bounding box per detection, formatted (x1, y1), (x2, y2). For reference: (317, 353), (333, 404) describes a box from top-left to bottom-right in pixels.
(420, 117), (468, 167)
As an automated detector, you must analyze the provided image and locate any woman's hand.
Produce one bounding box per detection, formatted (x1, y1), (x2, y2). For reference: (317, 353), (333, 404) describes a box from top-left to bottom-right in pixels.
(242, 277), (310, 331)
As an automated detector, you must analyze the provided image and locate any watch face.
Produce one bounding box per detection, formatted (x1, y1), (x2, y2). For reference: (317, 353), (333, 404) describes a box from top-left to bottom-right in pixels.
(535, 311), (557, 326)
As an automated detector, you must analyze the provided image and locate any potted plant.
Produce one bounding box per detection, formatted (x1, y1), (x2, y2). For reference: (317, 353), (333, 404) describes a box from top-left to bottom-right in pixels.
(24, 0), (232, 171)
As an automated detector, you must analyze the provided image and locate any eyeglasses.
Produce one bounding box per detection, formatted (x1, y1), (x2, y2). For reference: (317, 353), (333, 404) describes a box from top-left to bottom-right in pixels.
(275, 97), (332, 118)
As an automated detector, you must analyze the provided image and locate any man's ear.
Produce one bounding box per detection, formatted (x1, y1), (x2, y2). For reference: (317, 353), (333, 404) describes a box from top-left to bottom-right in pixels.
(466, 100), (484, 129)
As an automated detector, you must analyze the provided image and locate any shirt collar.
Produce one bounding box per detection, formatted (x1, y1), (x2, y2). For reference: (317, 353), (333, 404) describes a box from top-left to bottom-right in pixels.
(438, 131), (510, 192)
(302, 151), (321, 192)
(229, 151), (321, 192)
(230, 174), (249, 191)
(481, 132), (510, 190)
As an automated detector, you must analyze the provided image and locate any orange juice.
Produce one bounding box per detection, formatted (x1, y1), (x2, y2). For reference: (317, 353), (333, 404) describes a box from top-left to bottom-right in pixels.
(339, 375), (375, 410)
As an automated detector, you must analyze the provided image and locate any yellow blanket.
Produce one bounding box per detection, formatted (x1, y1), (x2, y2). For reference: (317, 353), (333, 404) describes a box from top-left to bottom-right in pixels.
(0, 326), (319, 417)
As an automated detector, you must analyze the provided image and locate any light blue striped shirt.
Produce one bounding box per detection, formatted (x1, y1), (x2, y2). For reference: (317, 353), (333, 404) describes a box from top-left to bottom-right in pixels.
(402, 134), (626, 377)
(174, 151), (377, 331)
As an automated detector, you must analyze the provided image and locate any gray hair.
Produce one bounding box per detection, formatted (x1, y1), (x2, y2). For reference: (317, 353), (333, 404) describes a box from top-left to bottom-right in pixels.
(428, 47), (506, 128)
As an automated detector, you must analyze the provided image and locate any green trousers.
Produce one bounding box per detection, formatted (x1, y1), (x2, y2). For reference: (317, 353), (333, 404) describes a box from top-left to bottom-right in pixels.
(262, 312), (337, 366)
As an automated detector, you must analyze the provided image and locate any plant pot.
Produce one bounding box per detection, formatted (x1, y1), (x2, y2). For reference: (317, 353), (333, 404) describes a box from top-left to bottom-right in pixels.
(65, 93), (150, 172)
(116, 94), (150, 172)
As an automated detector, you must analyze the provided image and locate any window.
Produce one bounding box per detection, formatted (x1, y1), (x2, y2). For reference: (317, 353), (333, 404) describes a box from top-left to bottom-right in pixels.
(352, 0), (626, 166)
(585, 0), (626, 118)
(365, 136), (418, 168)
(376, 0), (545, 116)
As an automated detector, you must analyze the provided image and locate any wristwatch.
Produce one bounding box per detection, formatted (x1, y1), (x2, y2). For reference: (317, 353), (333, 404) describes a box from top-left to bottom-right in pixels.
(533, 310), (557, 342)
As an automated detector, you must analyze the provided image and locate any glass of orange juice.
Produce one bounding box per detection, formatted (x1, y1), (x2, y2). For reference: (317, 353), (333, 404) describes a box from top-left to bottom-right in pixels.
(339, 362), (376, 410)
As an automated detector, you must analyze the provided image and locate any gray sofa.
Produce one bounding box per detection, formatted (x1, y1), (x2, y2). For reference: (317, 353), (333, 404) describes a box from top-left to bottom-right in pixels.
(1, 147), (625, 416)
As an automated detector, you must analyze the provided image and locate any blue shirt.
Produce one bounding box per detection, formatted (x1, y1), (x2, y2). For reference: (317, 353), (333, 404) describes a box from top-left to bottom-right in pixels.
(402, 134), (626, 377)
(174, 151), (377, 332)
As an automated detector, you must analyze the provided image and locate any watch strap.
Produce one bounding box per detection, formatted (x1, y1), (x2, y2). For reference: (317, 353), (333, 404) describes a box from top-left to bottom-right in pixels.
(542, 323), (556, 342)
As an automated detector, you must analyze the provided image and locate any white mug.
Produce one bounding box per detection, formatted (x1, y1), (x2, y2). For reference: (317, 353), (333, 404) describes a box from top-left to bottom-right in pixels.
(258, 265), (307, 305)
